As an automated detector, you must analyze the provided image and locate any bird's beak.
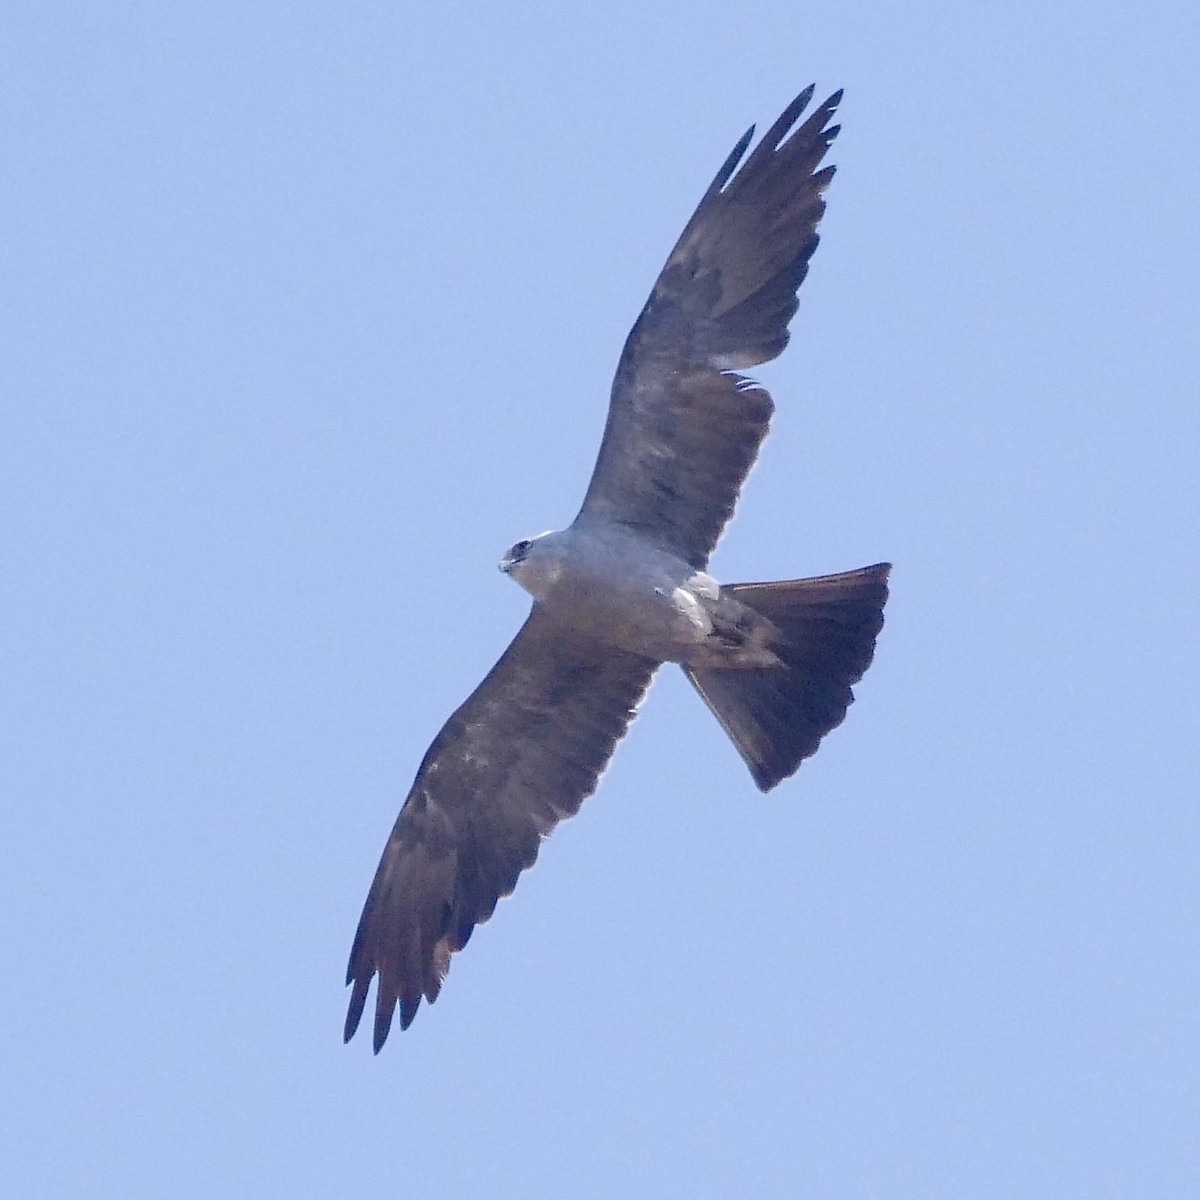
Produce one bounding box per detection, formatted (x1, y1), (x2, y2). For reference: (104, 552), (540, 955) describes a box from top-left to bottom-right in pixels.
(498, 555), (514, 575)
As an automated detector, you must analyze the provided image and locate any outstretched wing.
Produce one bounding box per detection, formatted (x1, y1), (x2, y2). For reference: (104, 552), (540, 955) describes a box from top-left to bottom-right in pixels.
(576, 86), (841, 569)
(344, 606), (657, 1051)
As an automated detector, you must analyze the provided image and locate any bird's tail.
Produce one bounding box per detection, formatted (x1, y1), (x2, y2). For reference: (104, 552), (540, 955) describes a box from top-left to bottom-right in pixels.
(683, 563), (890, 791)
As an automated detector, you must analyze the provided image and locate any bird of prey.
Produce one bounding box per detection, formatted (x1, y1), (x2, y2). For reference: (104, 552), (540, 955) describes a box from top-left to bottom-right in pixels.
(345, 86), (890, 1051)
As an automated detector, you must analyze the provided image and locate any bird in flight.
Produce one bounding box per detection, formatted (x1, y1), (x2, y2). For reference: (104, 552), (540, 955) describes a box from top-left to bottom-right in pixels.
(345, 86), (890, 1051)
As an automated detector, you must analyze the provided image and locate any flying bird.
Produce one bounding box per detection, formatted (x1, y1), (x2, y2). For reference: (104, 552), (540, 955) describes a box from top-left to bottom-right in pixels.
(345, 86), (890, 1051)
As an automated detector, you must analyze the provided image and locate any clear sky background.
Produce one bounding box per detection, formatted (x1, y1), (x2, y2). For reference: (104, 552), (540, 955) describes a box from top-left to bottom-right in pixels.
(4, 3), (1199, 1197)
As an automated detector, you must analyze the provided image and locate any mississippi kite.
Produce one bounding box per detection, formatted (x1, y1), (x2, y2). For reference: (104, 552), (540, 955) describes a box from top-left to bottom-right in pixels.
(345, 86), (890, 1050)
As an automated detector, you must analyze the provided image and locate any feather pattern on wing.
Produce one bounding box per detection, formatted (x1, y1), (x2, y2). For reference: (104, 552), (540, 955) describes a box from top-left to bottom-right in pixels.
(344, 607), (657, 1050)
(576, 86), (842, 568)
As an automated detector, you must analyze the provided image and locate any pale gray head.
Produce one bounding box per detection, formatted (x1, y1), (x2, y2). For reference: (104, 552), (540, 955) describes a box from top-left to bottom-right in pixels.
(498, 530), (561, 598)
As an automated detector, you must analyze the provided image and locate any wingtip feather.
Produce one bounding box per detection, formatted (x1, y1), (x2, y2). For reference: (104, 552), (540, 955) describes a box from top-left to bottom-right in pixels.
(373, 998), (397, 1053)
(793, 83), (816, 114)
(708, 125), (756, 198)
(344, 975), (370, 1044)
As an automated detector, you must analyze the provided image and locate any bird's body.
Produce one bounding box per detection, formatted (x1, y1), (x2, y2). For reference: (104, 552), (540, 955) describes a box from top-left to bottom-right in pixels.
(503, 527), (767, 666)
(344, 86), (891, 1050)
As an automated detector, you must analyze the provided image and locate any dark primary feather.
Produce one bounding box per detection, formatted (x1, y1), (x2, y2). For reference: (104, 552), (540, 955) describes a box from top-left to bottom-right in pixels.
(344, 607), (656, 1050)
(576, 86), (842, 569)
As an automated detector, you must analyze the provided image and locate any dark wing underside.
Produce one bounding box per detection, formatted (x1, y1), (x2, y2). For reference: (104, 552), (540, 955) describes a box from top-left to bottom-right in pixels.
(344, 607), (657, 1050)
(576, 86), (842, 569)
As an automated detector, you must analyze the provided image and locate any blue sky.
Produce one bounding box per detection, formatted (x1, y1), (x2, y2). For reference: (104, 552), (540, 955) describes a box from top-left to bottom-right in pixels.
(4, 2), (1199, 1196)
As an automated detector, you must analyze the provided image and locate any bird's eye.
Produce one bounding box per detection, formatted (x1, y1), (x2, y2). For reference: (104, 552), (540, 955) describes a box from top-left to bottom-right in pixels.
(511, 540), (531, 560)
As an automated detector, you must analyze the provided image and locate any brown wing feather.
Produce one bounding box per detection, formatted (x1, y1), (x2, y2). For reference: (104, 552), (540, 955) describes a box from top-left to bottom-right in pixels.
(576, 86), (842, 568)
(344, 607), (657, 1050)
